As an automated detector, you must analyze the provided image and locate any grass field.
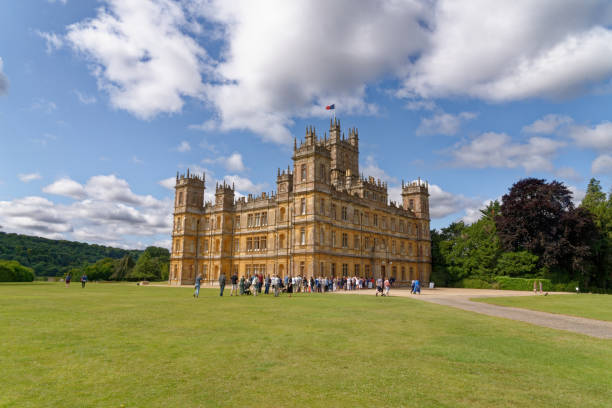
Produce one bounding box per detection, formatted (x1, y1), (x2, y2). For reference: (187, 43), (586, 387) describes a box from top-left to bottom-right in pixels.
(1, 283), (611, 408)
(473, 293), (612, 321)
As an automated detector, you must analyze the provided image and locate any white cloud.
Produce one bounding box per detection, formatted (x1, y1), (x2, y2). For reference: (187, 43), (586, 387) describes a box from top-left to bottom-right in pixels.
(403, 1), (612, 102)
(31, 98), (57, 113)
(66, 0), (209, 119)
(451, 132), (565, 172)
(3, 175), (174, 247)
(568, 121), (612, 152)
(222, 175), (266, 194)
(404, 99), (436, 111)
(462, 199), (495, 225)
(523, 114), (573, 134)
(568, 185), (586, 205)
(18, 173), (42, 182)
(176, 141), (191, 152)
(416, 112), (477, 136)
(158, 177), (176, 190)
(0, 57), (8, 95)
(592, 154), (612, 174)
(203, 152), (246, 172)
(43, 177), (87, 199)
(428, 184), (483, 220)
(47, 0), (68, 4)
(555, 166), (582, 182)
(132, 156), (144, 164)
(36, 31), (64, 54)
(74, 90), (96, 104)
(361, 155), (397, 184)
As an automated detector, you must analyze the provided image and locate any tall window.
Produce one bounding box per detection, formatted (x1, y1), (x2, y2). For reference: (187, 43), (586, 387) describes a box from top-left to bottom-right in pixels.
(301, 198), (306, 215)
(342, 233), (348, 248)
(365, 265), (370, 278)
(319, 227), (324, 244)
(354, 235), (360, 249)
(363, 213), (369, 226)
(235, 215), (240, 229)
(373, 214), (378, 227)
(392, 240), (396, 254)
(354, 264), (360, 276)
(409, 199), (414, 209)
(247, 237), (252, 251)
(342, 264), (348, 276)
(261, 212), (268, 226)
(178, 192), (184, 205)
(301, 164), (307, 181)
(300, 228), (306, 245)
(332, 231), (336, 247)
(261, 237), (267, 250)
(341, 206), (347, 221)
(364, 237), (370, 249)
(254, 237), (260, 251)
(204, 240), (209, 252)
(319, 198), (325, 215)
(255, 213), (261, 227)
(331, 263), (336, 276)
(300, 261), (305, 275)
(234, 239), (239, 252)
(331, 204), (337, 220)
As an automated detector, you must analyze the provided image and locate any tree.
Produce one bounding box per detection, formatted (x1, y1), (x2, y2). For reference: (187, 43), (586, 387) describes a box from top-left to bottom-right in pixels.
(0, 260), (35, 282)
(110, 254), (135, 280)
(126, 247), (169, 281)
(496, 178), (597, 283)
(495, 251), (540, 277)
(580, 178), (612, 289)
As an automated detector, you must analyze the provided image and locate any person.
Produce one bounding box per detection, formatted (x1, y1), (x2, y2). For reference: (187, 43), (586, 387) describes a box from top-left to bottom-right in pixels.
(384, 278), (391, 296)
(65, 273), (71, 288)
(239, 276), (245, 295)
(265, 275), (271, 295)
(230, 272), (238, 296)
(410, 280), (415, 294)
(413, 279), (421, 294)
(219, 272), (226, 296)
(252, 275), (259, 296)
(376, 277), (384, 296)
(273, 275), (280, 297)
(80, 273), (88, 288)
(287, 277), (293, 298)
(194, 274), (203, 298)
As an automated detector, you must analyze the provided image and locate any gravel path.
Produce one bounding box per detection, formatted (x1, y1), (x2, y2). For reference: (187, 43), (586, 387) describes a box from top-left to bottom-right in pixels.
(341, 287), (612, 339)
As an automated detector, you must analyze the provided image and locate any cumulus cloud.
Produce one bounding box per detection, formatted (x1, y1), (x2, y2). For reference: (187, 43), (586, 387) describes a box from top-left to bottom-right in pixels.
(451, 132), (565, 172)
(568, 184), (586, 205)
(158, 177), (176, 190)
(203, 152), (246, 172)
(2, 175), (174, 246)
(63, 1), (612, 143)
(221, 175), (266, 194)
(0, 57), (8, 95)
(523, 114), (573, 134)
(402, 1), (612, 101)
(176, 141), (191, 152)
(592, 154), (612, 174)
(555, 166), (582, 182)
(18, 173), (42, 182)
(568, 121), (612, 151)
(43, 177), (87, 199)
(416, 112), (477, 136)
(66, 0), (209, 119)
(361, 155), (397, 184)
(428, 184), (483, 220)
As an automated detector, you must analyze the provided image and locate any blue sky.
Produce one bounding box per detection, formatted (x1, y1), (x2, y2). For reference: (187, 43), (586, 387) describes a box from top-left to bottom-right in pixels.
(1, 0), (612, 249)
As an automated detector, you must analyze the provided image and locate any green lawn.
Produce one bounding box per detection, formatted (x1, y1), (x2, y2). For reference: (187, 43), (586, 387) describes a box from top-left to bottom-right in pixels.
(1, 283), (611, 408)
(473, 294), (612, 321)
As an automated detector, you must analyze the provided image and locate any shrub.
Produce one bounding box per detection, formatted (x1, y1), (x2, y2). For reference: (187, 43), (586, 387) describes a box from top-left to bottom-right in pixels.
(0, 260), (35, 282)
(494, 276), (552, 291)
(551, 281), (579, 292)
(453, 278), (492, 289)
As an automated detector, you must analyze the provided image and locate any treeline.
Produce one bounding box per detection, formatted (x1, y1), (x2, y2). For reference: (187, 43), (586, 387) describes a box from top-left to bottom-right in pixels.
(432, 178), (612, 292)
(0, 232), (142, 276)
(67, 246), (170, 282)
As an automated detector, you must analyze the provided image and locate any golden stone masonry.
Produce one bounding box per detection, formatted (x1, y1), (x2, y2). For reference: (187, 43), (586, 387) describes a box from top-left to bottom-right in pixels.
(169, 119), (431, 285)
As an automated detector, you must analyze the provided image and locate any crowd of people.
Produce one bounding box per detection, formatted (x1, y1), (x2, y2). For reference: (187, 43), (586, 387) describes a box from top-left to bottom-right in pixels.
(192, 272), (422, 298)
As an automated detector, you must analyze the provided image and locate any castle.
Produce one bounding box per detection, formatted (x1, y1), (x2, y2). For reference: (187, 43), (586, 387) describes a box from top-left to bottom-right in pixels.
(169, 119), (431, 285)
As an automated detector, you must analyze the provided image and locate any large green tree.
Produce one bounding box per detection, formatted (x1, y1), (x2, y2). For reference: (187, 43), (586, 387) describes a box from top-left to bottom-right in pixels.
(580, 178), (612, 289)
(127, 247), (169, 281)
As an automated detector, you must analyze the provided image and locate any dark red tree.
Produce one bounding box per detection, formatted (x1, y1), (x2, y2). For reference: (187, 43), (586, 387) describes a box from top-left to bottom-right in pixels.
(496, 178), (596, 281)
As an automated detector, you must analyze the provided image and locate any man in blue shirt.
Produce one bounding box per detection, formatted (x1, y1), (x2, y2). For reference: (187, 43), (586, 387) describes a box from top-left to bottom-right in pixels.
(80, 274), (88, 288)
(194, 274), (203, 298)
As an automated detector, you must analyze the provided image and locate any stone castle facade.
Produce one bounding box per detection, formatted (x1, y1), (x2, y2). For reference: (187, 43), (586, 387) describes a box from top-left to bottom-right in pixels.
(169, 119), (431, 285)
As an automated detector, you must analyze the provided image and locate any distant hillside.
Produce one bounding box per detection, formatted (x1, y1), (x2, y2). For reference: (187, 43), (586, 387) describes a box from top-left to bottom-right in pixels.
(0, 232), (142, 276)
